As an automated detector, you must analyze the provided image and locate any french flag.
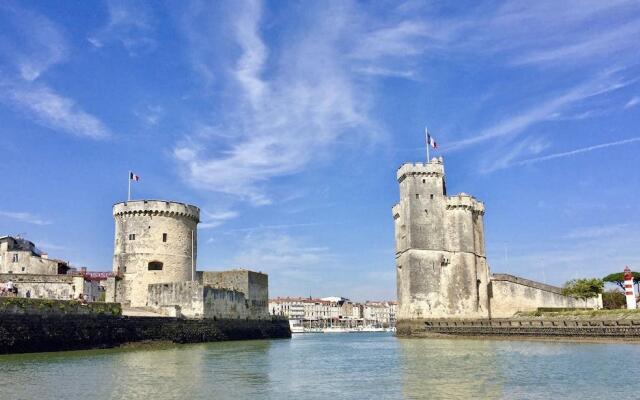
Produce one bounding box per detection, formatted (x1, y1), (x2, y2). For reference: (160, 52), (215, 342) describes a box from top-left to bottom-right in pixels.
(425, 128), (438, 149)
(129, 172), (140, 181)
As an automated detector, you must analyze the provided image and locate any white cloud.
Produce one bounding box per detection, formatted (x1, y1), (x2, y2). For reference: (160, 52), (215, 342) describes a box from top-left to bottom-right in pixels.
(625, 96), (640, 109)
(200, 210), (239, 229)
(447, 73), (633, 151)
(517, 137), (640, 166)
(0, 82), (111, 139)
(479, 136), (550, 173)
(0, 211), (52, 226)
(231, 232), (330, 271)
(564, 224), (629, 240)
(0, 4), (111, 139)
(491, 228), (640, 286)
(88, 0), (156, 56)
(0, 4), (68, 81)
(175, 2), (390, 205)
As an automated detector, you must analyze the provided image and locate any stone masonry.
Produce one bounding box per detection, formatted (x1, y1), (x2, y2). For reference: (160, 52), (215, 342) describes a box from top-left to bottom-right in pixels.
(393, 158), (490, 319)
(393, 158), (601, 321)
(111, 200), (199, 307)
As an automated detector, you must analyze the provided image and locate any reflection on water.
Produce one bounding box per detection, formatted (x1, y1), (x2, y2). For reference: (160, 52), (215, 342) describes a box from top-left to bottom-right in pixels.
(1, 334), (640, 399)
(399, 338), (503, 399)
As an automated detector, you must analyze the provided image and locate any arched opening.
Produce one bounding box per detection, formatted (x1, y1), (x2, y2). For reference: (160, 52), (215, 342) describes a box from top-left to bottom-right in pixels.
(148, 261), (163, 271)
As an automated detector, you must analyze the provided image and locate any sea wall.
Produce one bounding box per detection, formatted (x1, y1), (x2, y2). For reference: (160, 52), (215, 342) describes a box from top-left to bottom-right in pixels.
(0, 314), (291, 354)
(0, 298), (121, 316)
(489, 274), (602, 318)
(397, 318), (640, 339)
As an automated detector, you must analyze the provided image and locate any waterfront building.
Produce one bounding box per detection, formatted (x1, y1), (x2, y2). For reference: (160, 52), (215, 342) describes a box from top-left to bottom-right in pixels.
(0, 236), (103, 301)
(269, 296), (396, 328)
(0, 236), (71, 275)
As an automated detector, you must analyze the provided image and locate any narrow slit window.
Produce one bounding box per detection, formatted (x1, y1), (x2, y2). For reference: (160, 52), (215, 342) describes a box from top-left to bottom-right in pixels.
(162, 233), (167, 242)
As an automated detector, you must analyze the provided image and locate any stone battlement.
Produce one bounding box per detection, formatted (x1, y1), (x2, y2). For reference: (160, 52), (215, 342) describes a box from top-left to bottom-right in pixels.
(113, 200), (200, 222)
(490, 274), (563, 295)
(446, 194), (485, 214)
(397, 159), (444, 182)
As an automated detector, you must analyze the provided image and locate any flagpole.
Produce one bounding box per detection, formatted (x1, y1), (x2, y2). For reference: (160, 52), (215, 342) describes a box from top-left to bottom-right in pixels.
(128, 171), (131, 201)
(425, 127), (430, 162)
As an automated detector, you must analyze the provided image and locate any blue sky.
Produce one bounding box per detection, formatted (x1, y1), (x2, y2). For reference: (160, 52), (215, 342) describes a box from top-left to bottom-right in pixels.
(1, 1), (639, 301)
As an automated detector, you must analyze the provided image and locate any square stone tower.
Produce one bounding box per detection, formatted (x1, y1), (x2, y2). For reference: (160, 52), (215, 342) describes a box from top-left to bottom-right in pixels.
(392, 158), (490, 320)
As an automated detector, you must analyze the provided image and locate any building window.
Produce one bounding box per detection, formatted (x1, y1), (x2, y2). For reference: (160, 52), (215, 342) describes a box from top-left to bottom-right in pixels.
(162, 233), (167, 242)
(415, 194), (419, 199)
(12, 254), (18, 262)
(430, 194), (434, 199)
(422, 179), (425, 183)
(129, 234), (136, 240)
(148, 261), (163, 271)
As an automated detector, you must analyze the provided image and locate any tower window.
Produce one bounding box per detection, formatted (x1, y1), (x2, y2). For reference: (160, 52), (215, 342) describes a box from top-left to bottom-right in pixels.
(430, 194), (434, 199)
(415, 194), (420, 199)
(162, 233), (167, 242)
(148, 261), (163, 271)
(12, 254), (18, 262)
(422, 179), (425, 183)
(129, 234), (136, 240)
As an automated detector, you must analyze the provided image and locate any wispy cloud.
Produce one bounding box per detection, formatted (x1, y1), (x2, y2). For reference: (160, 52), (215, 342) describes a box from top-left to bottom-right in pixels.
(491, 227), (640, 286)
(564, 224), (629, 240)
(222, 222), (323, 234)
(517, 137), (640, 166)
(88, 0), (156, 56)
(0, 3), (68, 81)
(200, 210), (239, 229)
(0, 211), (52, 226)
(479, 136), (550, 174)
(625, 96), (640, 109)
(0, 82), (111, 139)
(174, 2), (395, 205)
(232, 232), (331, 271)
(448, 73), (634, 151)
(0, 4), (111, 139)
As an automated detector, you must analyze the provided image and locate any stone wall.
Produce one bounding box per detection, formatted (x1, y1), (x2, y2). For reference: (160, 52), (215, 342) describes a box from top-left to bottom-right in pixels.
(147, 281), (263, 319)
(0, 297), (121, 316)
(397, 318), (640, 339)
(200, 269), (268, 318)
(489, 274), (602, 318)
(0, 314), (291, 354)
(0, 273), (95, 300)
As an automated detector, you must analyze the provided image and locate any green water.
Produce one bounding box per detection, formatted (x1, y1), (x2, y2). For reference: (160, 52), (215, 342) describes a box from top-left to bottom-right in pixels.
(1, 333), (638, 399)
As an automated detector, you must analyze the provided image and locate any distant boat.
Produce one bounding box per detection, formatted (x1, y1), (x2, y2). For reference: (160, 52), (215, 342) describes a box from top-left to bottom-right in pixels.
(289, 320), (305, 334)
(360, 326), (386, 332)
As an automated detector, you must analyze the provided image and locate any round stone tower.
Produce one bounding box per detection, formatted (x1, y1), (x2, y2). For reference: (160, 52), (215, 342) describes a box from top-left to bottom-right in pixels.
(112, 200), (200, 307)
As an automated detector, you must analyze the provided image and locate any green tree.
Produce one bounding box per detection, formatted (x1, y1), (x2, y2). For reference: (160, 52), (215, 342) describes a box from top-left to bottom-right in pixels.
(602, 288), (626, 310)
(562, 278), (604, 307)
(603, 271), (640, 292)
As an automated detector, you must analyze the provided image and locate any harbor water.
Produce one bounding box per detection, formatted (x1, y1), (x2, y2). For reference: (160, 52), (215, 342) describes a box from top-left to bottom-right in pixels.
(1, 333), (639, 399)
